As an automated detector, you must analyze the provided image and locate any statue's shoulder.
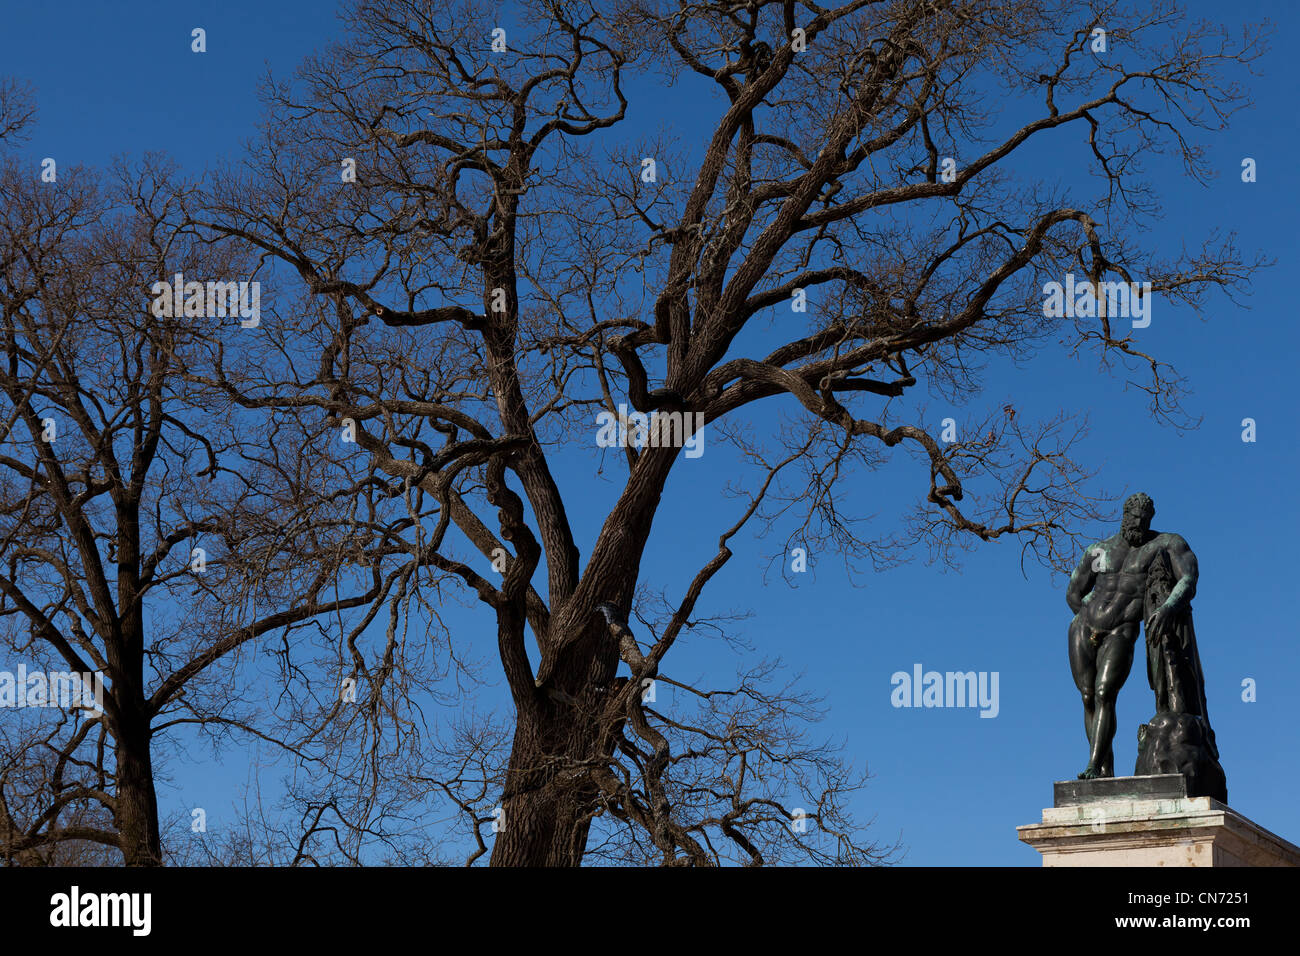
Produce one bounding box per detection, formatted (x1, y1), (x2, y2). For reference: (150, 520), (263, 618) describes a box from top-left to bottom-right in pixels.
(1153, 530), (1191, 552)
(1079, 537), (1113, 561)
(1149, 531), (1196, 569)
(1094, 533), (1123, 551)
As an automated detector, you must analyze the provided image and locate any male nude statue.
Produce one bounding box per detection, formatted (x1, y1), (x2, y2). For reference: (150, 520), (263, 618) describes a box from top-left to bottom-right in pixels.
(1066, 492), (1198, 779)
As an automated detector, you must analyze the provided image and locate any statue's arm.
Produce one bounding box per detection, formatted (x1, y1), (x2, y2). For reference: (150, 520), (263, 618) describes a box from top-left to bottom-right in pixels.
(1066, 548), (1097, 614)
(1161, 535), (1199, 614)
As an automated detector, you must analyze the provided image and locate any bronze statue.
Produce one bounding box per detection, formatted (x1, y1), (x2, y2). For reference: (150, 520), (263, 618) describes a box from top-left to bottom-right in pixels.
(1065, 492), (1225, 801)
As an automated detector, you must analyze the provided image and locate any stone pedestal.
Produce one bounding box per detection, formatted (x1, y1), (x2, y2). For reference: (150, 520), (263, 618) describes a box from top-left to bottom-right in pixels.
(1018, 774), (1300, 866)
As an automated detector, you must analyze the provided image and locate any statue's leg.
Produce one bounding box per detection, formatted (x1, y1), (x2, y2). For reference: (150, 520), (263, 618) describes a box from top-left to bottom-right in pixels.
(1089, 627), (1137, 777)
(1068, 615), (1099, 776)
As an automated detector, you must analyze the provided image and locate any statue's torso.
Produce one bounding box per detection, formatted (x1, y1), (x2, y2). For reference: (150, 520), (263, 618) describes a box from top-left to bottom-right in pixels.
(1079, 532), (1176, 631)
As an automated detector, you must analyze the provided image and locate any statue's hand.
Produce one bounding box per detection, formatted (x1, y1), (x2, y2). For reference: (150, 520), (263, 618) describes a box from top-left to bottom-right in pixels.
(1147, 604), (1174, 641)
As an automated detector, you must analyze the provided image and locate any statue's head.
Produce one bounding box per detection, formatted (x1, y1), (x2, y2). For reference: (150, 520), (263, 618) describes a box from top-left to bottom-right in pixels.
(1121, 492), (1155, 544)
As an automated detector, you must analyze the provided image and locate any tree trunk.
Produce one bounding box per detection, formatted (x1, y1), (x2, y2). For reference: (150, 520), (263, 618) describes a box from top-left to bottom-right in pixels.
(489, 453), (672, 866)
(489, 701), (603, 866)
(114, 721), (162, 866)
(490, 618), (620, 867)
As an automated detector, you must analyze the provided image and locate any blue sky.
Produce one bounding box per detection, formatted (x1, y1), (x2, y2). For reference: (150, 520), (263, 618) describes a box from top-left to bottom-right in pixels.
(1, 0), (1296, 865)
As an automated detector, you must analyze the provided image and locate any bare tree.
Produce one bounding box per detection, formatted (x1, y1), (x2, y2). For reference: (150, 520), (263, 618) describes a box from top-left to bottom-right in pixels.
(182, 0), (1263, 865)
(0, 91), (395, 863)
